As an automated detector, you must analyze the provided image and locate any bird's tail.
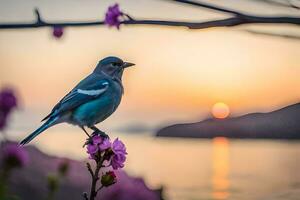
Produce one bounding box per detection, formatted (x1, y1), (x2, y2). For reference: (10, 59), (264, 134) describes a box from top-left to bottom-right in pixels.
(19, 116), (58, 146)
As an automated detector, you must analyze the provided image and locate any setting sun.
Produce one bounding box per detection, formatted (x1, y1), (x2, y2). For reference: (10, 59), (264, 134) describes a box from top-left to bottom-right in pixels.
(212, 102), (230, 119)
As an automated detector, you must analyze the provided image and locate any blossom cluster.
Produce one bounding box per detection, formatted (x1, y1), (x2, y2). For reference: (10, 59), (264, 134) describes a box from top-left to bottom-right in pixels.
(104, 4), (124, 29)
(0, 88), (17, 130)
(86, 134), (127, 188)
(86, 135), (127, 170)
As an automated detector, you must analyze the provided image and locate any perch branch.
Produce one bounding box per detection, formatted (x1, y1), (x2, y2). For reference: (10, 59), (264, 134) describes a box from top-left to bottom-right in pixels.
(0, 14), (299, 30)
(0, 1), (299, 30)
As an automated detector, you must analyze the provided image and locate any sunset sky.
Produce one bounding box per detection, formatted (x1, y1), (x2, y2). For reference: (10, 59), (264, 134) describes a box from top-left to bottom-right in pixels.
(0, 0), (300, 131)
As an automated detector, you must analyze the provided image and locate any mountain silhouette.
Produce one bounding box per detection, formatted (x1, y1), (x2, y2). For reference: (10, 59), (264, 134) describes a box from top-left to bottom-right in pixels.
(157, 103), (300, 139)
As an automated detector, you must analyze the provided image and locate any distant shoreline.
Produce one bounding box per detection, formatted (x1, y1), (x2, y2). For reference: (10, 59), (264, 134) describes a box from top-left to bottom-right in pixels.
(156, 102), (300, 139)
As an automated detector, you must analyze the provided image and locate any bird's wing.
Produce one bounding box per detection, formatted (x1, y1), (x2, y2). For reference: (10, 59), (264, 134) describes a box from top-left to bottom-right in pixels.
(42, 74), (109, 121)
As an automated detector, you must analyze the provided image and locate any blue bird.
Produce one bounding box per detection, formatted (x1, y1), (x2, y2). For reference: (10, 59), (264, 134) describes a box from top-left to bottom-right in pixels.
(20, 56), (134, 145)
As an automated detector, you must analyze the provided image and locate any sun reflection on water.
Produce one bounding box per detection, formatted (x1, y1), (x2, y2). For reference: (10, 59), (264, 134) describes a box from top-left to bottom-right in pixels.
(212, 137), (230, 200)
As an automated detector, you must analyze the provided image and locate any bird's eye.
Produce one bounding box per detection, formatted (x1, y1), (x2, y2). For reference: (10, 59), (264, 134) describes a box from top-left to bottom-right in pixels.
(112, 62), (119, 67)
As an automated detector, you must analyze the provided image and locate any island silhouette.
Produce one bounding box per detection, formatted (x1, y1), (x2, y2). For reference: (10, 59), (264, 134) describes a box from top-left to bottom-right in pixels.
(157, 102), (300, 139)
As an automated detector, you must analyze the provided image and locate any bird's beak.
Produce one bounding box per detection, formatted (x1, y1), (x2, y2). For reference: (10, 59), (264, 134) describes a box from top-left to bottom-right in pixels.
(122, 62), (135, 68)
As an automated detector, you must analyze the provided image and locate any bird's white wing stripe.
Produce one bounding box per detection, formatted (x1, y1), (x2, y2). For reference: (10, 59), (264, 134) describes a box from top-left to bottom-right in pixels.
(77, 88), (106, 96)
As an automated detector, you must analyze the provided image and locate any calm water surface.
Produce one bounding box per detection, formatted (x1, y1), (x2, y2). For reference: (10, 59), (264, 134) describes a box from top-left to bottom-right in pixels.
(13, 130), (300, 200)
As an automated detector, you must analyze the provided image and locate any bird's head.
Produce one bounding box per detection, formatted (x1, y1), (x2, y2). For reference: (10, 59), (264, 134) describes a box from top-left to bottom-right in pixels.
(94, 56), (134, 79)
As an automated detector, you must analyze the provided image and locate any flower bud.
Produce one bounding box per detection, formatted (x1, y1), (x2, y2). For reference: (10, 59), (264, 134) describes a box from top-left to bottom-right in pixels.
(53, 26), (64, 38)
(58, 160), (69, 177)
(104, 3), (123, 29)
(101, 171), (117, 187)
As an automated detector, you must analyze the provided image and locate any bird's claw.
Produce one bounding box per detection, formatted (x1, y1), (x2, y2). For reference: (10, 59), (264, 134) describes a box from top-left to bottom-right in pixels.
(92, 130), (109, 139)
(82, 130), (109, 148)
(90, 126), (110, 139)
(82, 127), (110, 147)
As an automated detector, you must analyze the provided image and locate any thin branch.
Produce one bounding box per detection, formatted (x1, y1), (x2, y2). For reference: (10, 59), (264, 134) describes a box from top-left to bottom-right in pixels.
(245, 29), (300, 40)
(34, 9), (42, 23)
(254, 0), (300, 9)
(287, 0), (300, 9)
(169, 0), (245, 16)
(96, 185), (104, 193)
(123, 16), (300, 29)
(0, 21), (104, 29)
(0, 15), (300, 30)
(86, 163), (94, 178)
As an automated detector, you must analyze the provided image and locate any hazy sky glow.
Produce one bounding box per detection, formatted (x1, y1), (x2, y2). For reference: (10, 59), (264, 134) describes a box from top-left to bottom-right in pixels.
(0, 0), (300, 129)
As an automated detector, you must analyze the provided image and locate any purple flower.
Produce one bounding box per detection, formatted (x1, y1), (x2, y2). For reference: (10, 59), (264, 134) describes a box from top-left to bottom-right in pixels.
(0, 88), (17, 113)
(53, 26), (64, 38)
(3, 143), (29, 168)
(87, 135), (103, 157)
(87, 143), (98, 155)
(112, 138), (126, 153)
(111, 153), (126, 169)
(86, 135), (127, 170)
(104, 4), (123, 29)
(0, 88), (17, 130)
(92, 135), (103, 145)
(99, 138), (111, 151)
(111, 138), (127, 170)
(86, 135), (111, 159)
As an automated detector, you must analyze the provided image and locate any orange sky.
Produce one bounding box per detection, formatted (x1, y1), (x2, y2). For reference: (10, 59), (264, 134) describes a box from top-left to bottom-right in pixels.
(0, 0), (300, 129)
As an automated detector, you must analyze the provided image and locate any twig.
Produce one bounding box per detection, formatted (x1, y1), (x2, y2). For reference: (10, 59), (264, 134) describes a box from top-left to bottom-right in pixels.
(123, 13), (135, 21)
(288, 0), (300, 9)
(253, 0), (300, 9)
(96, 185), (104, 193)
(86, 163), (94, 178)
(34, 9), (42, 23)
(245, 29), (300, 40)
(169, 0), (244, 16)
